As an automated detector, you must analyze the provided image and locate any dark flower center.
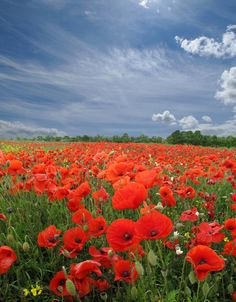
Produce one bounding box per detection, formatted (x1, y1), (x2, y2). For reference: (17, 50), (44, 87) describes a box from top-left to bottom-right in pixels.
(75, 238), (82, 243)
(150, 230), (158, 237)
(48, 237), (57, 243)
(121, 270), (130, 277)
(98, 225), (104, 230)
(123, 232), (132, 240)
(198, 258), (207, 264)
(58, 279), (65, 286)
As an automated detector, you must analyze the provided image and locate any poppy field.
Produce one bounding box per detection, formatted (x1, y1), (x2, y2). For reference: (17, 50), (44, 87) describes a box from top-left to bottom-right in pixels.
(1, 141), (236, 302)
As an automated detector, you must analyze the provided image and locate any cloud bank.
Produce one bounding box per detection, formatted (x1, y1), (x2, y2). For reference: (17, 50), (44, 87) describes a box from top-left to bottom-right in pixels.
(175, 26), (236, 58)
(0, 120), (66, 138)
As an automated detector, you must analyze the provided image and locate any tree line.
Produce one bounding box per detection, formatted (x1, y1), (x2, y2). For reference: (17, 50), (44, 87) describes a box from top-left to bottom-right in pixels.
(15, 130), (236, 148)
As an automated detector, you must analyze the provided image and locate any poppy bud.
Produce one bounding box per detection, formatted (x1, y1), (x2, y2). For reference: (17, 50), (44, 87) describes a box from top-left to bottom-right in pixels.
(227, 284), (234, 294)
(7, 234), (14, 242)
(135, 261), (144, 276)
(83, 225), (88, 232)
(202, 282), (209, 296)
(22, 242), (30, 252)
(131, 286), (138, 299)
(100, 292), (108, 301)
(175, 223), (184, 229)
(147, 249), (157, 266)
(65, 279), (76, 297)
(107, 249), (114, 257)
(155, 202), (163, 211)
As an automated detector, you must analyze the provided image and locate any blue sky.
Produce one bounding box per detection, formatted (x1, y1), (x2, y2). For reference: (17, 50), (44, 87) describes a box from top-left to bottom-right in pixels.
(0, 0), (236, 138)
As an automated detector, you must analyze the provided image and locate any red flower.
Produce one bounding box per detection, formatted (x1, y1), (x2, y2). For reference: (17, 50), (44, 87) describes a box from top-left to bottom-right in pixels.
(186, 245), (225, 281)
(135, 169), (157, 188)
(223, 239), (236, 256)
(135, 210), (173, 240)
(49, 271), (72, 296)
(62, 227), (87, 258)
(0, 213), (7, 221)
(225, 218), (236, 238)
(89, 246), (119, 268)
(114, 260), (138, 283)
(70, 260), (102, 280)
(0, 246), (17, 275)
(112, 182), (147, 210)
(72, 209), (93, 226)
(37, 225), (61, 248)
(195, 222), (225, 246)
(106, 219), (140, 252)
(87, 216), (107, 238)
(92, 188), (109, 202)
(159, 186), (176, 207)
(180, 207), (199, 222)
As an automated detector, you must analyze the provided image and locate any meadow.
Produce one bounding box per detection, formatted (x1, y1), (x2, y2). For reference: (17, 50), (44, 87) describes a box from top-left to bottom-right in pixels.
(0, 141), (236, 302)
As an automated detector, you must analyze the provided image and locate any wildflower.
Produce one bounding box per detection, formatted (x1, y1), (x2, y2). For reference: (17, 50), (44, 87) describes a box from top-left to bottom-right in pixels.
(106, 219), (139, 252)
(0, 246), (17, 274)
(37, 225), (61, 248)
(186, 245), (225, 281)
(23, 288), (30, 296)
(112, 182), (147, 210)
(114, 260), (138, 283)
(31, 284), (43, 296)
(135, 210), (173, 240)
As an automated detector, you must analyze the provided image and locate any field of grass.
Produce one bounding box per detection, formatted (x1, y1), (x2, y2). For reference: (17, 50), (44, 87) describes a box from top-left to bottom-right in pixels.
(0, 141), (236, 301)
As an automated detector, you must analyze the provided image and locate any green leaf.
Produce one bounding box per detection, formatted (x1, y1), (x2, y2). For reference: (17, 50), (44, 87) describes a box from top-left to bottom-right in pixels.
(166, 290), (177, 302)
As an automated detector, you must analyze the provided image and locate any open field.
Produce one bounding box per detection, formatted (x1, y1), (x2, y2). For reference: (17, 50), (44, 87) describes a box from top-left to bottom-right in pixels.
(0, 141), (236, 301)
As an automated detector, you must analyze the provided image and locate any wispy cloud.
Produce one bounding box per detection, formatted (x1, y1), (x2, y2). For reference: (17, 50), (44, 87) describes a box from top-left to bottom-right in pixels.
(175, 25), (236, 58)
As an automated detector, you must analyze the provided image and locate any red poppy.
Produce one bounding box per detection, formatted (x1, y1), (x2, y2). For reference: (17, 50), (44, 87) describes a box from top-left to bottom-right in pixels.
(92, 278), (111, 292)
(62, 227), (87, 258)
(135, 210), (173, 240)
(225, 218), (236, 238)
(180, 207), (199, 222)
(159, 186), (176, 207)
(195, 222), (225, 246)
(186, 245), (225, 281)
(87, 216), (107, 238)
(38, 225), (61, 248)
(106, 219), (140, 252)
(92, 188), (109, 202)
(49, 271), (72, 296)
(0, 213), (7, 221)
(89, 246), (119, 268)
(71, 209), (93, 226)
(135, 169), (157, 188)
(76, 181), (91, 198)
(8, 159), (24, 175)
(114, 260), (138, 283)
(0, 246), (17, 274)
(223, 239), (236, 256)
(112, 182), (147, 210)
(70, 260), (102, 280)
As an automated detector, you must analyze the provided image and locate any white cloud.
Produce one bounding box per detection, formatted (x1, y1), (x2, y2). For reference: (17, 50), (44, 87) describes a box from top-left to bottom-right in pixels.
(175, 25), (236, 58)
(179, 115), (199, 129)
(139, 0), (150, 9)
(0, 120), (66, 138)
(201, 115), (212, 123)
(152, 110), (176, 125)
(215, 66), (236, 105)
